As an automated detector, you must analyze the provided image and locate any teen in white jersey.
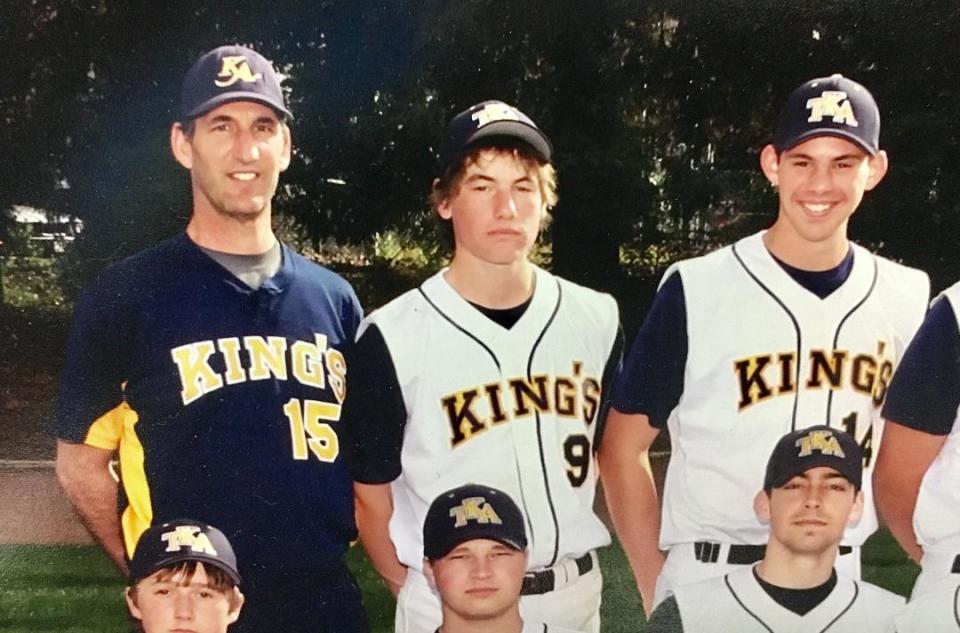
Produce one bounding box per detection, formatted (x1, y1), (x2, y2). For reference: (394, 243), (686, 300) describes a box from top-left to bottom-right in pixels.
(876, 282), (960, 598)
(599, 74), (929, 614)
(347, 101), (621, 633)
(646, 426), (904, 633)
(423, 484), (584, 633)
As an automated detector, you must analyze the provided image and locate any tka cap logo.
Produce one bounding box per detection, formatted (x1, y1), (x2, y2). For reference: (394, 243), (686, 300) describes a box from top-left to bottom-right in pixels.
(215, 56), (261, 88)
(471, 103), (522, 128)
(805, 90), (859, 127)
(449, 495), (503, 528)
(795, 429), (846, 459)
(161, 525), (219, 556)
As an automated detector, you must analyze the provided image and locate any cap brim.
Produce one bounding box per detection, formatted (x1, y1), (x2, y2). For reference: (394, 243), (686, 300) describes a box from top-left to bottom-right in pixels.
(136, 554), (242, 586)
(777, 129), (876, 155)
(463, 120), (553, 162)
(428, 534), (526, 560)
(183, 92), (292, 121)
(769, 459), (860, 490)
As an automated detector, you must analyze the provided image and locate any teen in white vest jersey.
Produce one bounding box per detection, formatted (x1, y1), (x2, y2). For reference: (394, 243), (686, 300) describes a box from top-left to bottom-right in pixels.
(347, 101), (621, 633)
(876, 282), (960, 599)
(646, 426), (904, 633)
(599, 74), (929, 614)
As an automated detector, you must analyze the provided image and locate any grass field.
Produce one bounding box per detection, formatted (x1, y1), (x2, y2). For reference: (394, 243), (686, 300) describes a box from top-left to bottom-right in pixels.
(0, 530), (918, 633)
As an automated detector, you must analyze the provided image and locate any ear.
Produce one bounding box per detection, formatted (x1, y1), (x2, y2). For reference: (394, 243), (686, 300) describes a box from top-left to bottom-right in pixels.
(847, 490), (865, 526)
(125, 587), (142, 620)
(863, 150), (889, 191)
(759, 144), (780, 187)
(753, 490), (772, 524)
(279, 124), (292, 172)
(436, 197), (453, 221)
(227, 588), (245, 623)
(171, 122), (193, 170)
(423, 558), (437, 588)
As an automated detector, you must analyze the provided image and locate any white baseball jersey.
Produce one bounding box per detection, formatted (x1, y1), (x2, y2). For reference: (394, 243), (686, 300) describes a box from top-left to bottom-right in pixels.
(660, 231), (928, 548)
(911, 282), (960, 553)
(672, 566), (904, 633)
(894, 577), (960, 632)
(360, 265), (619, 571)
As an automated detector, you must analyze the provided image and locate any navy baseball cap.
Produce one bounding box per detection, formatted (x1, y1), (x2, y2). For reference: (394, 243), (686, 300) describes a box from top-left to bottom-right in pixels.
(423, 484), (528, 560)
(773, 74), (879, 155)
(764, 425), (863, 491)
(438, 100), (553, 173)
(180, 45), (292, 121)
(129, 519), (241, 585)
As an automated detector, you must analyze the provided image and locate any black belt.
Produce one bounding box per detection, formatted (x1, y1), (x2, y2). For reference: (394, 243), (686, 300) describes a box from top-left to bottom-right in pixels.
(520, 552), (594, 595)
(694, 542), (853, 564)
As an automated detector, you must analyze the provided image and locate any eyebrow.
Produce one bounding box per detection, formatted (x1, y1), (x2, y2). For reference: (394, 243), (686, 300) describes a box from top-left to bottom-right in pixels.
(463, 173), (534, 184)
(785, 152), (864, 162)
(791, 471), (849, 482)
(204, 115), (279, 126)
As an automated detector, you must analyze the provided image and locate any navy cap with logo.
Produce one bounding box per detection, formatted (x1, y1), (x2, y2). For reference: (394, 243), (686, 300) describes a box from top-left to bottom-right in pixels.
(773, 74), (879, 155)
(437, 100), (553, 174)
(423, 484), (528, 560)
(180, 45), (292, 121)
(764, 425), (863, 492)
(129, 519), (241, 585)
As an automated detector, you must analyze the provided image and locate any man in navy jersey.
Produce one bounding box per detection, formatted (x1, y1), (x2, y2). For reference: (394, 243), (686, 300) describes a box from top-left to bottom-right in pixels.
(598, 74), (928, 614)
(52, 45), (367, 633)
(875, 284), (960, 599)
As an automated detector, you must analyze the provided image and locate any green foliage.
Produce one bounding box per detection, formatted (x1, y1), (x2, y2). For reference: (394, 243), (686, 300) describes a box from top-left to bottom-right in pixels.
(0, 257), (69, 311)
(1, 224), (44, 258)
(371, 228), (444, 271)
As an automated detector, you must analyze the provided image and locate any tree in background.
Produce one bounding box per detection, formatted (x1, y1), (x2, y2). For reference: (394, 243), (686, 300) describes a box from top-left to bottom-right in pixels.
(2, 0), (958, 293)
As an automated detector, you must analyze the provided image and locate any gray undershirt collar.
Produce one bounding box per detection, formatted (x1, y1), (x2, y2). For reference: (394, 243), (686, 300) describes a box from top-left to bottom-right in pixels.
(200, 240), (282, 290)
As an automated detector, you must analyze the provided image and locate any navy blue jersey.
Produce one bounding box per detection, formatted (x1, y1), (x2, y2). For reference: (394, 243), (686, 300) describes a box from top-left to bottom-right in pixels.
(612, 249), (855, 427)
(52, 233), (363, 576)
(882, 297), (960, 434)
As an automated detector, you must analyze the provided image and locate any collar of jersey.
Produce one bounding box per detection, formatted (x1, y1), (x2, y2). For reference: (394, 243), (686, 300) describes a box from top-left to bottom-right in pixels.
(179, 232), (293, 295)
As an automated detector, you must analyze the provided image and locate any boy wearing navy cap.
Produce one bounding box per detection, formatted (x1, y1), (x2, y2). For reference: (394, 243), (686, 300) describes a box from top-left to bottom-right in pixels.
(423, 484), (583, 633)
(600, 74), (929, 613)
(126, 519), (244, 633)
(347, 100), (622, 633)
(646, 427), (904, 633)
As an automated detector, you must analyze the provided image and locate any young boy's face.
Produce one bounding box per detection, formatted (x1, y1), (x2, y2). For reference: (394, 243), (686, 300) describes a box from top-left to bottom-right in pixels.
(755, 466), (863, 556)
(760, 135), (887, 248)
(126, 563), (243, 633)
(426, 538), (528, 622)
(437, 149), (547, 267)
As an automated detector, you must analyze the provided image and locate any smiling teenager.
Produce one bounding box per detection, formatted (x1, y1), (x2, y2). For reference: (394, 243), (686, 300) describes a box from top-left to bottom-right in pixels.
(645, 427), (904, 633)
(347, 101), (623, 633)
(598, 74), (929, 614)
(52, 45), (367, 633)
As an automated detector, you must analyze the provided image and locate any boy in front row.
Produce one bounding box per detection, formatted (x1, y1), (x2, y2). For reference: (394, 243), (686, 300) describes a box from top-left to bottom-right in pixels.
(646, 426), (903, 632)
(423, 483), (583, 633)
(126, 519), (244, 633)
